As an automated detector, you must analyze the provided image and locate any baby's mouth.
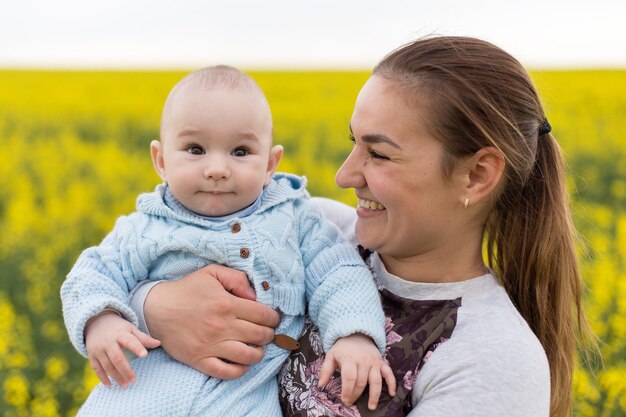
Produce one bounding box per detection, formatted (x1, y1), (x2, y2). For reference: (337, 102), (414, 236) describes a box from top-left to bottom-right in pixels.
(358, 198), (385, 211)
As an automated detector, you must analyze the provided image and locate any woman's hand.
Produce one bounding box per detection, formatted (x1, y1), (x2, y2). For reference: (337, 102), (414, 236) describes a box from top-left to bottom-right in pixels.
(144, 264), (280, 380)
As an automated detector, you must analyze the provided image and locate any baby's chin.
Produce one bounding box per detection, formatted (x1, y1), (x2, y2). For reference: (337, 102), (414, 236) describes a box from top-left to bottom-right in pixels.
(183, 191), (260, 218)
(190, 207), (235, 217)
(185, 201), (236, 218)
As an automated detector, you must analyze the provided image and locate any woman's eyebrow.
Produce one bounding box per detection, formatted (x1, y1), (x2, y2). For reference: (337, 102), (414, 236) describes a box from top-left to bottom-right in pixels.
(349, 125), (401, 149)
(361, 134), (401, 149)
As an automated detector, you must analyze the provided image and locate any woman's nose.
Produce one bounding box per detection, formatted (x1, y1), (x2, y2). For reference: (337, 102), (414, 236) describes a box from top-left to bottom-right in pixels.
(335, 148), (365, 189)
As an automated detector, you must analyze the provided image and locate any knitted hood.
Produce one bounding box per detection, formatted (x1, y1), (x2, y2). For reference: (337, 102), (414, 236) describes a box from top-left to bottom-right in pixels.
(135, 172), (309, 227)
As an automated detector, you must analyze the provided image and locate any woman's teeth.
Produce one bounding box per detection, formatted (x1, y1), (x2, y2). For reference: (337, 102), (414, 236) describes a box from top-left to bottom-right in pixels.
(358, 198), (385, 210)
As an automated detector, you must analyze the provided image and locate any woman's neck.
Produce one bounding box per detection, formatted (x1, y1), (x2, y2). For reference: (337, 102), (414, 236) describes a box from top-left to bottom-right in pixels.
(378, 239), (488, 283)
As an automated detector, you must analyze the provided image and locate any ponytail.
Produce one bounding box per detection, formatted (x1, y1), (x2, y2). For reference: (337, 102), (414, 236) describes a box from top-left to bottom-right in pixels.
(487, 131), (593, 417)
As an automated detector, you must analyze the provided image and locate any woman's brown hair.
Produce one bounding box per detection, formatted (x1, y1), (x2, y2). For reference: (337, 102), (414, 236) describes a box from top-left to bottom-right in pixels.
(374, 36), (595, 417)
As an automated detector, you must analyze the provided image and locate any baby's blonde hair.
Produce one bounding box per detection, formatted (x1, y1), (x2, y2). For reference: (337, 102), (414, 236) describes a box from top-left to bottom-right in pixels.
(175, 65), (263, 93)
(160, 65), (271, 139)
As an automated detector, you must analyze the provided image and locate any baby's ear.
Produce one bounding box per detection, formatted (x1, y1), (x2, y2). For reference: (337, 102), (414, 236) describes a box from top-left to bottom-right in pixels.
(150, 140), (167, 182)
(265, 145), (284, 185)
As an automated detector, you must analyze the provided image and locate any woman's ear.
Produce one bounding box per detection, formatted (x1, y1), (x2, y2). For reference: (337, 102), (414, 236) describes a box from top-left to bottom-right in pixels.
(265, 145), (284, 185)
(462, 146), (505, 207)
(150, 140), (167, 182)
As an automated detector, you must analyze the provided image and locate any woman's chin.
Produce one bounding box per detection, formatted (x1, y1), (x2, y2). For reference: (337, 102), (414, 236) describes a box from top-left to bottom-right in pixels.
(355, 223), (382, 252)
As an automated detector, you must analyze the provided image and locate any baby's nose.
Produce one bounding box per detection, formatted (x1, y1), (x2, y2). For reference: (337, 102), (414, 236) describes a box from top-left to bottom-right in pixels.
(203, 158), (230, 179)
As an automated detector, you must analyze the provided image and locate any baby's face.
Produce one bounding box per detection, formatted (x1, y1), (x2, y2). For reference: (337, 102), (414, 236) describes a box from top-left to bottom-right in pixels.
(154, 86), (279, 217)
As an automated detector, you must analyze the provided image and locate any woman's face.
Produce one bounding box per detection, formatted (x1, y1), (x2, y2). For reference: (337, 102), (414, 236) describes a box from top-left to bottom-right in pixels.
(336, 76), (463, 259)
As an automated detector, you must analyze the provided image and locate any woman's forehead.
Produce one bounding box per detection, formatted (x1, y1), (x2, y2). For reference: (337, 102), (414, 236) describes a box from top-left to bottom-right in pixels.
(351, 76), (431, 140)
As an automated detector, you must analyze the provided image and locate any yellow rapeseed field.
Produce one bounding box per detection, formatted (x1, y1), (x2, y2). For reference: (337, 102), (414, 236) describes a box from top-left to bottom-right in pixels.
(0, 69), (624, 416)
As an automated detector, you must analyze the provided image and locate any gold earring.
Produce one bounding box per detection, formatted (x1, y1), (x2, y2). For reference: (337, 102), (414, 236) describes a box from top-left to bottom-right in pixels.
(464, 197), (470, 209)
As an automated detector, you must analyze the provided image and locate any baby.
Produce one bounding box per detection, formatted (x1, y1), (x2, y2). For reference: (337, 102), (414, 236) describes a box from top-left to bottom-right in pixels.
(61, 66), (394, 416)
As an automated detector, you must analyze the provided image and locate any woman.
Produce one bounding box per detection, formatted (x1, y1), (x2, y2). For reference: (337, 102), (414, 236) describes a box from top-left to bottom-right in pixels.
(132, 36), (594, 416)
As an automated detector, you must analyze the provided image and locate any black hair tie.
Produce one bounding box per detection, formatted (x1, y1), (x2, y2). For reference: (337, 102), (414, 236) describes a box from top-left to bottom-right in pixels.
(539, 118), (552, 135)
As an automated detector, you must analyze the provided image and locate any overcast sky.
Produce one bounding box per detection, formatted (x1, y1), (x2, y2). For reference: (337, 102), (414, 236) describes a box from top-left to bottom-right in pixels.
(2, 0), (625, 69)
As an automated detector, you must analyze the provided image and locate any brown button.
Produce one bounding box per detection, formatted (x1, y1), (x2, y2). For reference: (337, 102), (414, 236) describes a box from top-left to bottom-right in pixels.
(261, 280), (270, 291)
(240, 248), (250, 258)
(274, 334), (300, 350)
(231, 223), (241, 233)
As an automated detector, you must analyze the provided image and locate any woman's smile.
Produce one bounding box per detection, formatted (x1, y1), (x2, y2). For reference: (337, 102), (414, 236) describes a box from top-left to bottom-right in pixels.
(357, 197), (386, 211)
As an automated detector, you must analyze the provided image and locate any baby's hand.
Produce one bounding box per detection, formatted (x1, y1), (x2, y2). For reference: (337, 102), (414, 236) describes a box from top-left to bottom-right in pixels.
(85, 311), (161, 388)
(319, 334), (396, 410)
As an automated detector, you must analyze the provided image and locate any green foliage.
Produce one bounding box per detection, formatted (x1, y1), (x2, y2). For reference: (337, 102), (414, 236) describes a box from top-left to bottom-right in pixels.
(0, 69), (624, 416)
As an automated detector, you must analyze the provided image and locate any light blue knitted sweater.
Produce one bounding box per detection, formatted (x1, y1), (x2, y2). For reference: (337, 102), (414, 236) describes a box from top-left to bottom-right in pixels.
(61, 173), (385, 417)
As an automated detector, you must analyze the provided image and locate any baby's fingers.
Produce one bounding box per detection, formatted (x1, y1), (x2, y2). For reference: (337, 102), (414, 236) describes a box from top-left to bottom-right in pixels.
(351, 364), (371, 406)
(367, 367), (383, 410)
(382, 363), (397, 397)
(318, 355), (337, 388)
(340, 362), (358, 405)
(133, 328), (161, 351)
(120, 332), (150, 359)
(106, 346), (136, 387)
(88, 356), (111, 387)
(98, 353), (129, 388)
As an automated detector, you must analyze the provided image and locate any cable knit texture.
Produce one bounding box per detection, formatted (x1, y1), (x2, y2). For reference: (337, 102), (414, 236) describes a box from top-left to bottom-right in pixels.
(61, 172), (385, 417)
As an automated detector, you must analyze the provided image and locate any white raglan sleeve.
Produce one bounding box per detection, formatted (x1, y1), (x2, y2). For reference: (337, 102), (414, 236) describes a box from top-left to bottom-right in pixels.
(407, 307), (550, 416)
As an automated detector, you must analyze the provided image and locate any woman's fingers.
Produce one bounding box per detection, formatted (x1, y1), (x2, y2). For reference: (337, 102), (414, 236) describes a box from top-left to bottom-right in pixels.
(193, 356), (250, 380)
(233, 297), (280, 329)
(204, 264), (257, 301)
(211, 340), (266, 366)
(190, 341), (265, 378)
(230, 316), (276, 347)
(143, 268), (280, 379)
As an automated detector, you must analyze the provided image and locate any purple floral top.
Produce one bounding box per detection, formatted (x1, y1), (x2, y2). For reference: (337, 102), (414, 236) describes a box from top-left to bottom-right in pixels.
(279, 249), (460, 417)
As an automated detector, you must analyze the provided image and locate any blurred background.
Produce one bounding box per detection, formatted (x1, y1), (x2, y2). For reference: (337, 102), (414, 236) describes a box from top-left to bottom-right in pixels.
(1, 1), (625, 416)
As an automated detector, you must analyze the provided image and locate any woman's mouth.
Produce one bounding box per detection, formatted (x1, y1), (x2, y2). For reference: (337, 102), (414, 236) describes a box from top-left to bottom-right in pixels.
(358, 198), (385, 211)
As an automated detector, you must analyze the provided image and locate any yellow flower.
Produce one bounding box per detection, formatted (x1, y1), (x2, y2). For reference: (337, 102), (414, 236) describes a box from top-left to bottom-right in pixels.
(3, 371), (30, 408)
(45, 356), (69, 381)
(30, 397), (60, 417)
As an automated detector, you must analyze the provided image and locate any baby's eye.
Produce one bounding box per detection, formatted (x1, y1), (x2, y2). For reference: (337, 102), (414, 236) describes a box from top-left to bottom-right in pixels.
(185, 145), (204, 155)
(231, 147), (249, 157)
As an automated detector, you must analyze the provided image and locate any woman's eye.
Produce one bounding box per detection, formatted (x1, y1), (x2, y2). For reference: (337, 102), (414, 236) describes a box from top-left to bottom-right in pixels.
(186, 145), (204, 155)
(231, 147), (249, 157)
(348, 133), (356, 144)
(369, 150), (389, 160)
